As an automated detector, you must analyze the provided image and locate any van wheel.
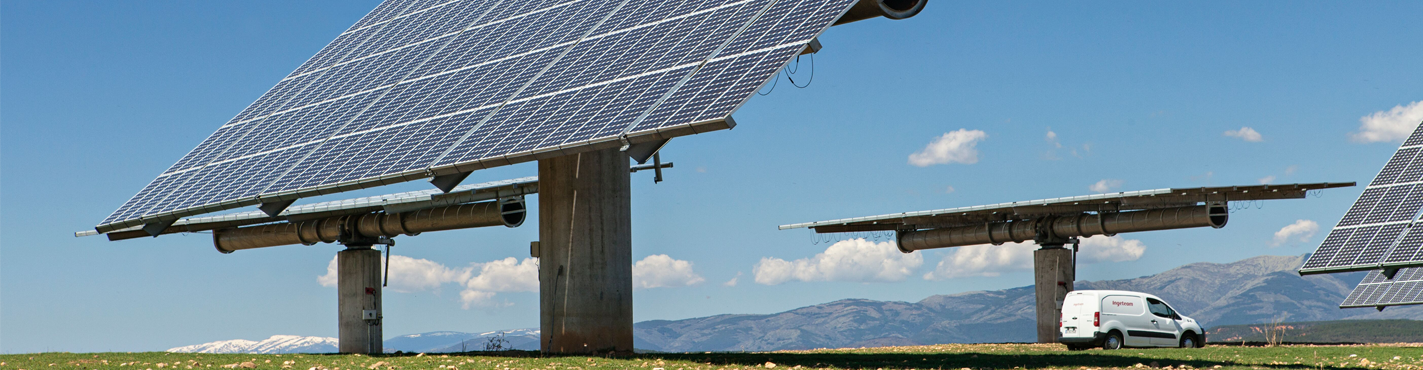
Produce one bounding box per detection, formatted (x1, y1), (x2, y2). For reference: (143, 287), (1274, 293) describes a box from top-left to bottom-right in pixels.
(1180, 333), (1198, 348)
(1103, 331), (1123, 350)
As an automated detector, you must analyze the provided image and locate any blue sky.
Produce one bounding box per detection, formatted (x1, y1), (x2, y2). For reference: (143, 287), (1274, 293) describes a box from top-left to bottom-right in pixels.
(3, 0), (1422, 353)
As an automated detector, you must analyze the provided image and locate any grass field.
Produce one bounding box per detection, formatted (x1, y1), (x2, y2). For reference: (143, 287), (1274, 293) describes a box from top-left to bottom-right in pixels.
(1, 343), (1418, 370)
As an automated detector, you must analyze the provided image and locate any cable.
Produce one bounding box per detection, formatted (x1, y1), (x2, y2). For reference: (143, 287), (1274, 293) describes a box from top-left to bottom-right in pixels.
(757, 70), (780, 96)
(786, 53), (814, 88)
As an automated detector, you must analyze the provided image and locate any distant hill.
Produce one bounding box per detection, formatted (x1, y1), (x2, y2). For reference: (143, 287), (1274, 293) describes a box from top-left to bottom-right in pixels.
(169, 255), (1423, 353)
(632, 255), (1423, 352)
(1208, 320), (1423, 344)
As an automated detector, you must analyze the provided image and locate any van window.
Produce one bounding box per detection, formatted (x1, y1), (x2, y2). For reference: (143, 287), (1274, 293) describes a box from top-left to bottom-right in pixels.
(1101, 295), (1144, 315)
(1146, 298), (1175, 318)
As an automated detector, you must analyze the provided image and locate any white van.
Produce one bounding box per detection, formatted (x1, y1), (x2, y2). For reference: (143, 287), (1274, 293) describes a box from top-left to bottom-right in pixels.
(1058, 290), (1205, 349)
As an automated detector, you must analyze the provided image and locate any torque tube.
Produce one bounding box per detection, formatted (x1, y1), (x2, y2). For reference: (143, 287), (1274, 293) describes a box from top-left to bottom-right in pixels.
(833, 0), (927, 26)
(213, 198), (526, 253)
(896, 204), (1227, 253)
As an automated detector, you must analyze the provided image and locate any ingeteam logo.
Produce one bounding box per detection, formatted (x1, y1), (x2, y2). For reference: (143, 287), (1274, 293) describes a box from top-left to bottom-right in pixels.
(1111, 301), (1134, 307)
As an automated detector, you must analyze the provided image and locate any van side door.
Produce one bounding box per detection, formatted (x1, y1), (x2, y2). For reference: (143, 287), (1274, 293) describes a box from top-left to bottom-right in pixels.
(1145, 298), (1181, 346)
(1102, 295), (1152, 347)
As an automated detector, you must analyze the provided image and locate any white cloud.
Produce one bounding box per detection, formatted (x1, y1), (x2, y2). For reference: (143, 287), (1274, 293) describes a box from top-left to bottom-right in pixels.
(1258, 175), (1276, 184)
(1224, 127), (1263, 142)
(1284, 165), (1298, 175)
(922, 243), (1036, 279)
(316, 254), (464, 293)
(317, 254), (539, 309)
(460, 257), (539, 308)
(1076, 236), (1147, 263)
(632, 254), (705, 289)
(723, 272), (742, 287)
(944, 186), (956, 194)
(1351, 101), (1423, 143)
(1271, 219), (1319, 247)
(1046, 130), (1062, 148)
(753, 239), (923, 285)
(908, 129), (988, 167)
(923, 236), (1146, 280)
(1090, 179), (1124, 193)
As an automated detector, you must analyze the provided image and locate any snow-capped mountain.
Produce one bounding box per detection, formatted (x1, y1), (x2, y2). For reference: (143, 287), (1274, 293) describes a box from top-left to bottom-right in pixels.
(387, 329), (540, 352)
(167, 335), (338, 354)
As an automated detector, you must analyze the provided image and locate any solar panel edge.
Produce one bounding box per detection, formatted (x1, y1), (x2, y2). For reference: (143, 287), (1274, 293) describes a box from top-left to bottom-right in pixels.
(621, 0), (853, 139)
(611, 0), (788, 140)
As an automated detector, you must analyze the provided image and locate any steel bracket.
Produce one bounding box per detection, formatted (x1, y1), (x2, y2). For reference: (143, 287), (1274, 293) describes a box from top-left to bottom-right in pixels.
(429, 172), (471, 194)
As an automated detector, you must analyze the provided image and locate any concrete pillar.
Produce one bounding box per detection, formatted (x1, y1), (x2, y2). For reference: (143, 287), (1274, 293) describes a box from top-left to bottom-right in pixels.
(537, 148), (633, 354)
(338, 247), (382, 354)
(1034, 246), (1074, 343)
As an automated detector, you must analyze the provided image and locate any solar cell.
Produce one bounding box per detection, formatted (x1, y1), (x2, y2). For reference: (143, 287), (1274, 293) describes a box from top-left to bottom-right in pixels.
(96, 0), (857, 233)
(1301, 119), (1423, 274)
(1341, 267), (1423, 308)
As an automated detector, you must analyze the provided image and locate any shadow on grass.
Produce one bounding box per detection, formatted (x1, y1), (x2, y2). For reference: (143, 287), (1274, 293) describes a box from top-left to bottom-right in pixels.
(415, 350), (1372, 370)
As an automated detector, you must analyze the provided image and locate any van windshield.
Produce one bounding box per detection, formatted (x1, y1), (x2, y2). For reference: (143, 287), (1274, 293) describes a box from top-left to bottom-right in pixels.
(1146, 298), (1175, 318)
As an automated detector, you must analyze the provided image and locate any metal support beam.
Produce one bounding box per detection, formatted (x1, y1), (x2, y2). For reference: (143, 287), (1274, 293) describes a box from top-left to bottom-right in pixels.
(538, 148), (633, 354)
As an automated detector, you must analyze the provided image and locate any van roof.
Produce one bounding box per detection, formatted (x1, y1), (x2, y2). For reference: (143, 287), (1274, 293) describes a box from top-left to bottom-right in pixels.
(1068, 290), (1161, 298)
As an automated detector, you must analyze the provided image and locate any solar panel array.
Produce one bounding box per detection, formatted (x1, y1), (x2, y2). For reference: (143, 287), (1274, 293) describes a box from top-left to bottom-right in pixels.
(97, 0), (854, 232)
(1339, 267), (1423, 308)
(1300, 120), (1423, 274)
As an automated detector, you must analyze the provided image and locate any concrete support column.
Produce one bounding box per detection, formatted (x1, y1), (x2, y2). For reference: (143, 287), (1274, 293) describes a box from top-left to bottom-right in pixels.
(1034, 246), (1074, 343)
(338, 247), (382, 354)
(537, 148), (633, 354)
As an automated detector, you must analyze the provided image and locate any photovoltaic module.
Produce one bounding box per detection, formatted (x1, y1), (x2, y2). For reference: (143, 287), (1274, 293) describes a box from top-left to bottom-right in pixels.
(96, 0), (855, 233)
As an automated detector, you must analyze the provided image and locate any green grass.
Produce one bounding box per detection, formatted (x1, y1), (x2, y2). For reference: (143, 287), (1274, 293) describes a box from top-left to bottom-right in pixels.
(1208, 320), (1423, 344)
(2, 343), (1419, 370)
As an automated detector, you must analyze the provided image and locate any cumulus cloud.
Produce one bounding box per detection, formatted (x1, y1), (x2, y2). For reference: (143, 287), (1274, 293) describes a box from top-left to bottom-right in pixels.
(1351, 101), (1423, 143)
(1076, 236), (1147, 263)
(633, 254), (705, 289)
(316, 254), (539, 309)
(1258, 175), (1276, 184)
(922, 243), (1036, 279)
(923, 236), (1146, 280)
(753, 239), (923, 285)
(723, 272), (742, 287)
(1090, 179), (1124, 193)
(1271, 219), (1319, 247)
(908, 129), (988, 167)
(460, 257), (539, 308)
(1224, 127), (1263, 142)
(317, 255), (465, 293)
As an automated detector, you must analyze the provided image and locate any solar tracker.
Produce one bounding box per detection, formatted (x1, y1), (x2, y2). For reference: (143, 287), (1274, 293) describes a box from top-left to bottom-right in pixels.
(1300, 119), (1423, 275)
(1338, 267), (1423, 308)
(779, 183), (1353, 233)
(94, 0), (861, 234)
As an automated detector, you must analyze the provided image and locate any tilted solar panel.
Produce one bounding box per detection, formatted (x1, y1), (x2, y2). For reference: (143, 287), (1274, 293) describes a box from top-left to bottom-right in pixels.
(96, 0), (856, 233)
(1339, 267), (1423, 308)
(1300, 119), (1423, 274)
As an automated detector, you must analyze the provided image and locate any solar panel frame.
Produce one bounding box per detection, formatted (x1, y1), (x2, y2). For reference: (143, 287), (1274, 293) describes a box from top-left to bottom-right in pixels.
(96, 0), (856, 234)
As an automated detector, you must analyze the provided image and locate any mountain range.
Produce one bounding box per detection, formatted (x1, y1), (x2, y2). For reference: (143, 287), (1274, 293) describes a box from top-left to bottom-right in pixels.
(168, 254), (1422, 354)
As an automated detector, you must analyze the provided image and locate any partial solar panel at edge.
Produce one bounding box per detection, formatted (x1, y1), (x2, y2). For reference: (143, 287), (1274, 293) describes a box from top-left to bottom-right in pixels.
(1339, 267), (1423, 308)
(96, 0), (856, 233)
(1301, 119), (1423, 274)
